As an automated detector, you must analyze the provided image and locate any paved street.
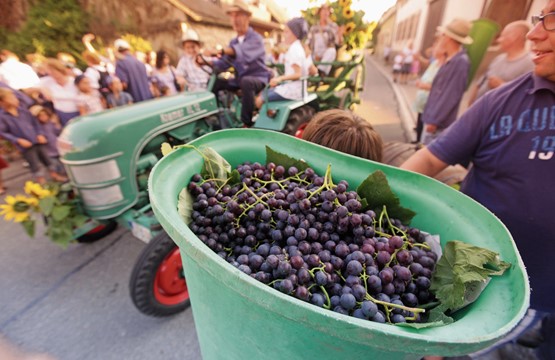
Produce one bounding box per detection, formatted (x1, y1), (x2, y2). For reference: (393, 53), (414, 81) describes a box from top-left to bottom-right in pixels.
(0, 54), (408, 360)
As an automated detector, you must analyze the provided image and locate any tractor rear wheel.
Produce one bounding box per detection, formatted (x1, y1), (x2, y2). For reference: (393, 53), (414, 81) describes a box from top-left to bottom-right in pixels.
(129, 232), (190, 316)
(282, 105), (315, 136)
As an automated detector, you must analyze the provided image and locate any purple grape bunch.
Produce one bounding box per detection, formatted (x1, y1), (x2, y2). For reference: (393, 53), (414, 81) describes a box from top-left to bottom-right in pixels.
(187, 162), (438, 324)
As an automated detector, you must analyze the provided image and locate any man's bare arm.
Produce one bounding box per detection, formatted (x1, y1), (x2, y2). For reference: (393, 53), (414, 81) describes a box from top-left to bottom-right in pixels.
(400, 147), (449, 177)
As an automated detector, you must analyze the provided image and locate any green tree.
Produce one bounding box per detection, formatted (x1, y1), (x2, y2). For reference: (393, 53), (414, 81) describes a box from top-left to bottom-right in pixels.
(2, 0), (88, 62)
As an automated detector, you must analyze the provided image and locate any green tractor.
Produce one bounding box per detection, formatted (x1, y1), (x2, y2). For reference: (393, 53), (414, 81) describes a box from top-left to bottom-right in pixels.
(57, 70), (319, 316)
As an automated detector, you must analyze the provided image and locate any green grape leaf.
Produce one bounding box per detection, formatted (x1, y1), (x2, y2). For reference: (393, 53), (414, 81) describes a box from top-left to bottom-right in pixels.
(161, 142), (173, 156)
(266, 146), (310, 171)
(228, 169), (241, 186)
(21, 219), (36, 237)
(39, 196), (56, 216)
(52, 205), (72, 221)
(199, 146), (231, 186)
(430, 240), (511, 312)
(178, 187), (194, 225)
(356, 170), (416, 224)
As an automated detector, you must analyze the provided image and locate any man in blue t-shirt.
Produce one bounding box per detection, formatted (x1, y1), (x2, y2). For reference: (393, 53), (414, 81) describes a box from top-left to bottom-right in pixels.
(402, 3), (555, 357)
(420, 18), (473, 145)
(114, 39), (152, 103)
(201, 1), (269, 127)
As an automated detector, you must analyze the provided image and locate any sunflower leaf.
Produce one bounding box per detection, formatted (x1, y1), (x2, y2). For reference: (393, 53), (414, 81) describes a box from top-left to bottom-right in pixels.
(21, 219), (36, 237)
(39, 196), (56, 216)
(52, 205), (71, 221)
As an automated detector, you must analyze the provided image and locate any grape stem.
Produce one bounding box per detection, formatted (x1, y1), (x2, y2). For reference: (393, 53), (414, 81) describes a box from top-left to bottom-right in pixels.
(365, 294), (425, 315)
(319, 285), (331, 310)
(307, 164), (334, 199)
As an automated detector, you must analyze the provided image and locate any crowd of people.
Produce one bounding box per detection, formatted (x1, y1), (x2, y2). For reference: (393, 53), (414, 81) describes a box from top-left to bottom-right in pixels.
(0, 0), (347, 185)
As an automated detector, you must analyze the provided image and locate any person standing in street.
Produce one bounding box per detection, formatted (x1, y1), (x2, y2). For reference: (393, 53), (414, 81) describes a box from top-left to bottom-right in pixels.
(468, 20), (534, 105)
(0, 88), (66, 183)
(401, 2), (555, 357)
(306, 3), (341, 75)
(202, 0), (270, 127)
(419, 19), (473, 145)
(38, 58), (80, 127)
(114, 39), (152, 103)
(412, 40), (446, 142)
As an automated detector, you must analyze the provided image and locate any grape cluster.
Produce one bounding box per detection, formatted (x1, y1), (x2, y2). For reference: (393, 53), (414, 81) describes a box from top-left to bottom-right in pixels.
(187, 162), (437, 324)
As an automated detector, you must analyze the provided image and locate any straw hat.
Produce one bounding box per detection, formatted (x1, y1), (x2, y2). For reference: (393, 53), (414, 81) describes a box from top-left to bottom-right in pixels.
(181, 28), (201, 45)
(225, 0), (252, 16)
(437, 19), (474, 45)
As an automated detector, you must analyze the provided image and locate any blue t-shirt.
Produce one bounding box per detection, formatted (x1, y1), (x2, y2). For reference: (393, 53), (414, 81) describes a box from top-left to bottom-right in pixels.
(422, 50), (470, 129)
(115, 54), (152, 103)
(428, 73), (555, 312)
(106, 91), (133, 108)
(213, 27), (270, 87)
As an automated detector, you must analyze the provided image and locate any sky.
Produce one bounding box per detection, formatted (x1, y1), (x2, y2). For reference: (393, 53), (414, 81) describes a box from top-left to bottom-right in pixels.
(278, 0), (396, 22)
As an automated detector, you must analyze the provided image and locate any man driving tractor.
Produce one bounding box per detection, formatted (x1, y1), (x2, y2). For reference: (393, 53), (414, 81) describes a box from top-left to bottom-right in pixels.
(200, 0), (270, 127)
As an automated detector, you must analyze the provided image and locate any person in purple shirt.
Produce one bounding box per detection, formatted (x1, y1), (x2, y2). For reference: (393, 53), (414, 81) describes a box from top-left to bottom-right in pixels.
(420, 19), (473, 145)
(202, 1), (270, 127)
(0, 88), (66, 183)
(114, 39), (152, 103)
(402, 3), (555, 357)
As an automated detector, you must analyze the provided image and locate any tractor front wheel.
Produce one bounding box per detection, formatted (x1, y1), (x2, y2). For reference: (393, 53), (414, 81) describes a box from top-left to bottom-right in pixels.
(129, 232), (190, 317)
(283, 105), (316, 136)
(76, 220), (118, 243)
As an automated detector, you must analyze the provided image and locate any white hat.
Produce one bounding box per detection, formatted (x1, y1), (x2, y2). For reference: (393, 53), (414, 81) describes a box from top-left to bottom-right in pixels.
(181, 29), (201, 45)
(114, 39), (131, 51)
(437, 19), (474, 45)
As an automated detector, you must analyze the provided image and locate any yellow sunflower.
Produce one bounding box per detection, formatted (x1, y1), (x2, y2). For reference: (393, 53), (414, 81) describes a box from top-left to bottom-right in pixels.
(0, 195), (38, 223)
(331, 14), (337, 22)
(339, 0), (352, 7)
(345, 22), (356, 34)
(24, 181), (52, 199)
(342, 7), (354, 19)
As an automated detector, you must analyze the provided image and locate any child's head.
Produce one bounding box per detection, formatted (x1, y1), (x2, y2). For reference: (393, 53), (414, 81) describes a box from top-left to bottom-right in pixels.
(30, 105), (53, 123)
(285, 18), (308, 44)
(302, 109), (384, 162)
(181, 29), (202, 58)
(0, 88), (19, 109)
(108, 76), (123, 92)
(75, 75), (92, 93)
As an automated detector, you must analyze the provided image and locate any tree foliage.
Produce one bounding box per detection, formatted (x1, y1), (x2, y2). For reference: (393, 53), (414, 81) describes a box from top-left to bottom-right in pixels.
(1, 0), (88, 61)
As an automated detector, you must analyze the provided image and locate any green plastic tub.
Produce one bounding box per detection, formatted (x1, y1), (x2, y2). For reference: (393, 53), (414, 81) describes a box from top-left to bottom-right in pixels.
(149, 129), (529, 360)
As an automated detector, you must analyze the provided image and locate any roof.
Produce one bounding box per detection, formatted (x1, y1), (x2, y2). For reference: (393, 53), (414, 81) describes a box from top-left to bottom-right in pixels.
(166, 0), (284, 31)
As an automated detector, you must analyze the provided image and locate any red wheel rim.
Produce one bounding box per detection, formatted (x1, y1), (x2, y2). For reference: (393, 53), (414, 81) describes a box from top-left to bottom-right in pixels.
(295, 123), (307, 138)
(153, 247), (189, 305)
